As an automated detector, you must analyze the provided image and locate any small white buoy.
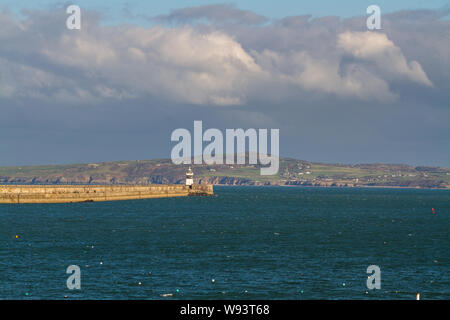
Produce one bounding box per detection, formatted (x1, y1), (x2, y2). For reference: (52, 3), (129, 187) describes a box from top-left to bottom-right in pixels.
(138, 282), (142, 286)
(211, 279), (215, 283)
(100, 261), (103, 265)
(416, 293), (420, 300)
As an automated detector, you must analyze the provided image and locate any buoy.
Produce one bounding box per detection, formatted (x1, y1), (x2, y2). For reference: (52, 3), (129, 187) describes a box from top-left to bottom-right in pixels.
(211, 279), (215, 283)
(432, 208), (435, 214)
(138, 282), (142, 286)
(99, 261), (103, 265)
(15, 235), (19, 239)
(342, 282), (346, 287)
(176, 289), (180, 293)
(416, 293), (420, 300)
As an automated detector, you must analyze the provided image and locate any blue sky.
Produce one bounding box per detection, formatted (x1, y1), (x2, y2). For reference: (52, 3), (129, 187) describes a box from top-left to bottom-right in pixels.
(3, 0), (450, 24)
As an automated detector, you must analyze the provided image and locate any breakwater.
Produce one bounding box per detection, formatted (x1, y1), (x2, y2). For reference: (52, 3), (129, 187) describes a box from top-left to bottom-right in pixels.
(0, 184), (213, 204)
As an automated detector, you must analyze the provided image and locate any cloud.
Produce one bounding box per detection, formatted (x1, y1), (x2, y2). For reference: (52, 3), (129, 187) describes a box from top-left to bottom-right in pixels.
(337, 31), (433, 87)
(253, 49), (396, 102)
(0, 11), (263, 106)
(0, 6), (449, 166)
(153, 3), (268, 26)
(0, 6), (446, 108)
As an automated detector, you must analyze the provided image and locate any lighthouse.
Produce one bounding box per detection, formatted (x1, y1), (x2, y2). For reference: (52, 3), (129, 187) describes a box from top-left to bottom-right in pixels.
(186, 167), (194, 187)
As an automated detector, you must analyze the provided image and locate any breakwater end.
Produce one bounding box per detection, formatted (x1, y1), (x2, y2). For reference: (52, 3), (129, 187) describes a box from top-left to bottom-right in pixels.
(0, 184), (214, 204)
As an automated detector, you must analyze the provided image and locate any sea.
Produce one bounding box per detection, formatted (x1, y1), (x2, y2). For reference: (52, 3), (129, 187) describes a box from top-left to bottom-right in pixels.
(0, 186), (448, 300)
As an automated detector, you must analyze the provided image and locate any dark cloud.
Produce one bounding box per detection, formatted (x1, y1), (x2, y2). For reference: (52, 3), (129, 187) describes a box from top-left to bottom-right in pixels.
(153, 3), (268, 26)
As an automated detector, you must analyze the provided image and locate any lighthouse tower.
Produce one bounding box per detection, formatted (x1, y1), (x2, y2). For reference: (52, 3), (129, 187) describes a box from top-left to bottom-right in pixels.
(186, 167), (194, 187)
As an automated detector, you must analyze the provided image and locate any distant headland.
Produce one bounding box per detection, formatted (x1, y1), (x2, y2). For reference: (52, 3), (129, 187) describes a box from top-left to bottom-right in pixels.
(0, 157), (448, 190)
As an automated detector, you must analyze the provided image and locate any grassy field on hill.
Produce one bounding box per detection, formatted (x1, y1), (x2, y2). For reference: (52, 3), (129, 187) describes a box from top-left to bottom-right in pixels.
(0, 157), (448, 188)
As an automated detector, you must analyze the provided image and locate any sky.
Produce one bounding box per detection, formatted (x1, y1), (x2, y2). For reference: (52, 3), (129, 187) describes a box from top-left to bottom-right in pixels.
(0, 1), (449, 167)
(3, 0), (450, 22)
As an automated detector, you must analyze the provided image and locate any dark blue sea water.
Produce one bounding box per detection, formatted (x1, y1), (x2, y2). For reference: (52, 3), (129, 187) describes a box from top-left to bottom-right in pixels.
(0, 186), (449, 300)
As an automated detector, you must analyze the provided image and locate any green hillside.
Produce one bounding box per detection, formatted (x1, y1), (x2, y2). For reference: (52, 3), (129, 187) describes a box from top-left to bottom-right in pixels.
(0, 157), (449, 189)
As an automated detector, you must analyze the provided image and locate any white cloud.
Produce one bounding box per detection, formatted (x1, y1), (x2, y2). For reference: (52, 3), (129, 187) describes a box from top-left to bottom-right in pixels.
(38, 25), (263, 106)
(337, 31), (433, 87)
(253, 49), (396, 102)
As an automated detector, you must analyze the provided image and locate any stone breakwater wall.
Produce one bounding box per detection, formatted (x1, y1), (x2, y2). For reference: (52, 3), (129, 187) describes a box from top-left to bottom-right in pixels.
(0, 184), (214, 204)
